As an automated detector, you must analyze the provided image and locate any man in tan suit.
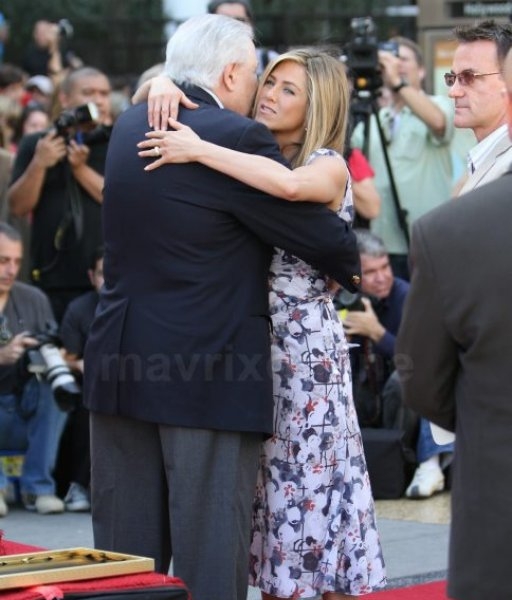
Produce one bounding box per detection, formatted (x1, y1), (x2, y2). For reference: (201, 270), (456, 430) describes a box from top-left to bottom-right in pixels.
(405, 19), (512, 498)
(447, 20), (512, 194)
(395, 47), (512, 600)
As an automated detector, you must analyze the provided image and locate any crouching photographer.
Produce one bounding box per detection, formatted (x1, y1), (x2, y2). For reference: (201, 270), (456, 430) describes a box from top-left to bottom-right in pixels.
(0, 223), (68, 516)
(337, 229), (454, 499)
(336, 229), (408, 429)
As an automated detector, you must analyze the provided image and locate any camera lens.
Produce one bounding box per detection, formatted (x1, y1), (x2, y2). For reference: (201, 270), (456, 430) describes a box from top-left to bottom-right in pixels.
(37, 344), (82, 411)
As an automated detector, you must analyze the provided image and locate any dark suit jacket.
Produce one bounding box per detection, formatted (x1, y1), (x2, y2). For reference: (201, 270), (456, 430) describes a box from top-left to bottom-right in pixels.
(84, 86), (360, 436)
(396, 169), (512, 600)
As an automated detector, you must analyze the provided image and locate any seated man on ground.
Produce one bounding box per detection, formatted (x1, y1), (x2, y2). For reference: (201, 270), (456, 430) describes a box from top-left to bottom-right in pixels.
(340, 228), (453, 498)
(0, 222), (67, 516)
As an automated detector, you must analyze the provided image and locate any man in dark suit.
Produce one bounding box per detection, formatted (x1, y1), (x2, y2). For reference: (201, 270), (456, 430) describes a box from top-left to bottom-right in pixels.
(84, 14), (360, 600)
(396, 46), (512, 600)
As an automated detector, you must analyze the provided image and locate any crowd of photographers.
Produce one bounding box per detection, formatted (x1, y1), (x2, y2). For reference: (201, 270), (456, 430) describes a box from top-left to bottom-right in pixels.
(344, 18), (512, 502)
(0, 18), (112, 515)
(0, 5), (510, 516)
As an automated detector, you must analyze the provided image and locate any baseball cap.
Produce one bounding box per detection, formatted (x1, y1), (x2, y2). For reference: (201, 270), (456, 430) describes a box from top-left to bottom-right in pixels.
(26, 75), (54, 96)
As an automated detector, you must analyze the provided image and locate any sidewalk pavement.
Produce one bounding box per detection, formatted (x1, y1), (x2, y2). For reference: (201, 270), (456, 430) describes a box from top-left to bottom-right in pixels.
(0, 492), (450, 599)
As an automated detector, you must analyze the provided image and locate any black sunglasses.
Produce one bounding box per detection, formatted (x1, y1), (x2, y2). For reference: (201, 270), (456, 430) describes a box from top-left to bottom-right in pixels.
(444, 70), (501, 87)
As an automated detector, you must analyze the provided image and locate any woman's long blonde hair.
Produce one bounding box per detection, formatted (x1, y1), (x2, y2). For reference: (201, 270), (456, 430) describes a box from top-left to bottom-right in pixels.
(254, 48), (350, 168)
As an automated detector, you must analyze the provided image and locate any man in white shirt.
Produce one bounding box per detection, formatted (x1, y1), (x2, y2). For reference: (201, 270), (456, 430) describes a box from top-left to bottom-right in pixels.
(447, 19), (512, 194)
(404, 19), (512, 500)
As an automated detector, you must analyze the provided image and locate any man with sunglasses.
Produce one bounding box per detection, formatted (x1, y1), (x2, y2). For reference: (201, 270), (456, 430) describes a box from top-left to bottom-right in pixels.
(402, 19), (512, 503)
(447, 20), (512, 194)
(396, 45), (512, 600)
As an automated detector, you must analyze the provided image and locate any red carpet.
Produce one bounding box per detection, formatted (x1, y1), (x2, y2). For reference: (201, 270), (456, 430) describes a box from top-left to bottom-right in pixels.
(365, 580), (449, 599)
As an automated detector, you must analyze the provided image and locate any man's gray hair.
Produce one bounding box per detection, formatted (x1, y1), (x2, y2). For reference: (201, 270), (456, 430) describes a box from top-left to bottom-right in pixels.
(0, 222), (21, 243)
(164, 14), (254, 89)
(354, 228), (388, 257)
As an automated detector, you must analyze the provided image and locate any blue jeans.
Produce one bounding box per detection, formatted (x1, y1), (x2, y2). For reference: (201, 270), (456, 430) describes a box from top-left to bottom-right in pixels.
(0, 377), (67, 496)
(416, 417), (454, 465)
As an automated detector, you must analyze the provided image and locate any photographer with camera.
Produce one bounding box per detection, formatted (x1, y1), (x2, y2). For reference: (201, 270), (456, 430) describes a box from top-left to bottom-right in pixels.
(351, 35), (455, 281)
(340, 228), (409, 428)
(22, 19), (83, 84)
(341, 228), (454, 499)
(7, 67), (112, 322)
(0, 222), (67, 516)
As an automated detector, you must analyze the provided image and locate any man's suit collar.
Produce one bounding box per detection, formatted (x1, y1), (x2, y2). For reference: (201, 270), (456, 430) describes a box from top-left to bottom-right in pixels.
(460, 129), (512, 194)
(178, 83), (222, 108)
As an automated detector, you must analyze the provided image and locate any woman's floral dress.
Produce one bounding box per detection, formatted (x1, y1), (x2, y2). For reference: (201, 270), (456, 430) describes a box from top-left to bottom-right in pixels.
(248, 149), (387, 598)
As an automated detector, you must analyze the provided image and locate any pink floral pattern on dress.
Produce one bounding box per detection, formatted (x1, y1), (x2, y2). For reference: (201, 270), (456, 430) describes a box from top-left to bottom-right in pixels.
(249, 149), (386, 597)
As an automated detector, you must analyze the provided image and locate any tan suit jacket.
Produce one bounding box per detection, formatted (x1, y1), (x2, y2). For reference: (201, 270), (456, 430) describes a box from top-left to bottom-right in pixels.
(397, 170), (512, 600)
(459, 130), (512, 194)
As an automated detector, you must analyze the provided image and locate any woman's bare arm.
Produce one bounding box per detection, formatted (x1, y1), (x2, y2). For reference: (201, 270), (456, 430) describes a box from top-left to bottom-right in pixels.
(138, 118), (347, 206)
(352, 177), (381, 219)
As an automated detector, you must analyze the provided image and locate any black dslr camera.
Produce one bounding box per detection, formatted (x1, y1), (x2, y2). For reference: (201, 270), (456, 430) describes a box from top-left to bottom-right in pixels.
(25, 325), (81, 412)
(344, 17), (399, 94)
(334, 289), (379, 313)
(334, 289), (366, 312)
(54, 102), (99, 142)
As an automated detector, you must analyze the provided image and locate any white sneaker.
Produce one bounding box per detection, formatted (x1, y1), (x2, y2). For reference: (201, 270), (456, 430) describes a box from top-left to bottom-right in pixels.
(405, 462), (445, 499)
(64, 482), (90, 512)
(23, 493), (64, 514)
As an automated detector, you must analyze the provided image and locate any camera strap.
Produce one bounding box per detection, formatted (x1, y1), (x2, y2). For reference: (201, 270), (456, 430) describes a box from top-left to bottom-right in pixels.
(52, 160), (84, 248)
(32, 163), (84, 283)
(66, 165), (84, 242)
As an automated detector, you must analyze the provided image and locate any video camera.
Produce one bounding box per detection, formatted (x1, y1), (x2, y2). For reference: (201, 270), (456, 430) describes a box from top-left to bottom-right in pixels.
(54, 102), (99, 142)
(25, 325), (81, 413)
(344, 17), (399, 95)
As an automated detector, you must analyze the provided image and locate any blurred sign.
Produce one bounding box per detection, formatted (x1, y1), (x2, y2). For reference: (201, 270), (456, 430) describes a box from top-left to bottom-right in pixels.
(448, 1), (512, 18)
(385, 6), (420, 16)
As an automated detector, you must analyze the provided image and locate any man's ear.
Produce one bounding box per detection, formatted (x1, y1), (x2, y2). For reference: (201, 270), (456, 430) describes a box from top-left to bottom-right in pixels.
(221, 63), (238, 92)
(418, 66), (426, 85)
